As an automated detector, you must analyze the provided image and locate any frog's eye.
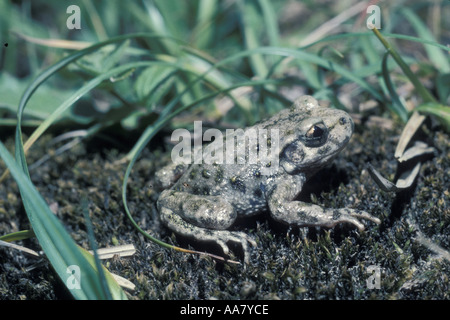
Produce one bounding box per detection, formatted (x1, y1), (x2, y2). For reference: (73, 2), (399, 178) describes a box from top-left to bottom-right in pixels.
(304, 123), (328, 147)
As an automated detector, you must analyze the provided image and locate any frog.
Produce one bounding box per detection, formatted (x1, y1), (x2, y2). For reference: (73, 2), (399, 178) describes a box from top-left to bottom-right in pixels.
(156, 96), (380, 263)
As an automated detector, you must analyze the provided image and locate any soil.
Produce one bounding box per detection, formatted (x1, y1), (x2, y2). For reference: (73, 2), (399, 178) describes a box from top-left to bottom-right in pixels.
(0, 115), (449, 300)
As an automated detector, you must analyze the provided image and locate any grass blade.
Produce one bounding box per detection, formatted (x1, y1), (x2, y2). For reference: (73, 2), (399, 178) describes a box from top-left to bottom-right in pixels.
(371, 28), (437, 104)
(0, 142), (126, 299)
(81, 196), (112, 300)
(238, 0), (269, 78)
(381, 52), (409, 122)
(0, 230), (35, 242)
(416, 102), (450, 132)
(20, 61), (157, 156)
(400, 7), (450, 73)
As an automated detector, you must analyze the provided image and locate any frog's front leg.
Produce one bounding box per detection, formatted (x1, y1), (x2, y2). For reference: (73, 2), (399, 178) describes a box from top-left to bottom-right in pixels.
(157, 190), (256, 263)
(266, 176), (381, 231)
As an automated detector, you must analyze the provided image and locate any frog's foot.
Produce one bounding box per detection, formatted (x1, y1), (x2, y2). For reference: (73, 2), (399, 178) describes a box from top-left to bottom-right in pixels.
(326, 208), (381, 232)
(192, 228), (257, 264)
(159, 207), (256, 264)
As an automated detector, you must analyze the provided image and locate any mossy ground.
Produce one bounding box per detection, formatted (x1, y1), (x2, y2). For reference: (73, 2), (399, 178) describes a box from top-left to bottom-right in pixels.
(0, 115), (448, 300)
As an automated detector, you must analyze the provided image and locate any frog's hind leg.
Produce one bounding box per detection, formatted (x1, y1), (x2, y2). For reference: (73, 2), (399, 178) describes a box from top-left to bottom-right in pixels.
(157, 189), (238, 229)
(157, 190), (256, 263)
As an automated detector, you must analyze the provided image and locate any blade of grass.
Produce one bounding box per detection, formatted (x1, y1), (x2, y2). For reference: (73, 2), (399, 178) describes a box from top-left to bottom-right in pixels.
(135, 65), (177, 103)
(81, 196), (112, 300)
(0, 230), (35, 242)
(12, 31), (92, 50)
(20, 61), (157, 156)
(400, 7), (450, 73)
(416, 102), (450, 132)
(371, 27), (437, 104)
(0, 142), (126, 299)
(257, 0), (279, 46)
(0, 239), (39, 257)
(238, 0), (269, 78)
(381, 51), (409, 122)
(258, 46), (384, 100)
(142, 0), (179, 54)
(436, 73), (450, 103)
(82, 0), (108, 40)
(194, 0), (218, 48)
(299, 31), (450, 53)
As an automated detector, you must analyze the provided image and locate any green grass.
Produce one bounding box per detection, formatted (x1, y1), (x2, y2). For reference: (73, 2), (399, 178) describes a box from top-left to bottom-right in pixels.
(0, 0), (449, 300)
(0, 141), (127, 299)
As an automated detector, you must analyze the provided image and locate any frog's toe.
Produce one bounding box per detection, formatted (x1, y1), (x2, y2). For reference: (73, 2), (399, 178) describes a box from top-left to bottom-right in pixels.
(348, 209), (381, 225)
(212, 230), (255, 264)
(214, 239), (230, 256)
(337, 209), (381, 231)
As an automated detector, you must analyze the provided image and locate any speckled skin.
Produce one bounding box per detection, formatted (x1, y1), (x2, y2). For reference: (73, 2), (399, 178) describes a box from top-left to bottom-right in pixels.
(156, 96), (380, 263)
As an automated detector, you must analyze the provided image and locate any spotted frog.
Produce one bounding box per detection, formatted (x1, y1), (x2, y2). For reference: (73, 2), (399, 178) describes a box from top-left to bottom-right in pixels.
(156, 96), (380, 263)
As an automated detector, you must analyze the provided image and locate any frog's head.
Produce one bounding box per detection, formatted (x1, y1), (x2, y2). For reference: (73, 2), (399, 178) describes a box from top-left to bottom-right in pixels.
(279, 96), (354, 176)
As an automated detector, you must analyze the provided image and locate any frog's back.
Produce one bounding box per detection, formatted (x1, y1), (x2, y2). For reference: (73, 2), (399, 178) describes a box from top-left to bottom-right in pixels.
(172, 161), (271, 216)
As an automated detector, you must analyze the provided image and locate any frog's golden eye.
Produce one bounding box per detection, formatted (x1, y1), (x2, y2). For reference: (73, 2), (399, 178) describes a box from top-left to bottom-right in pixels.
(304, 122), (328, 147)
